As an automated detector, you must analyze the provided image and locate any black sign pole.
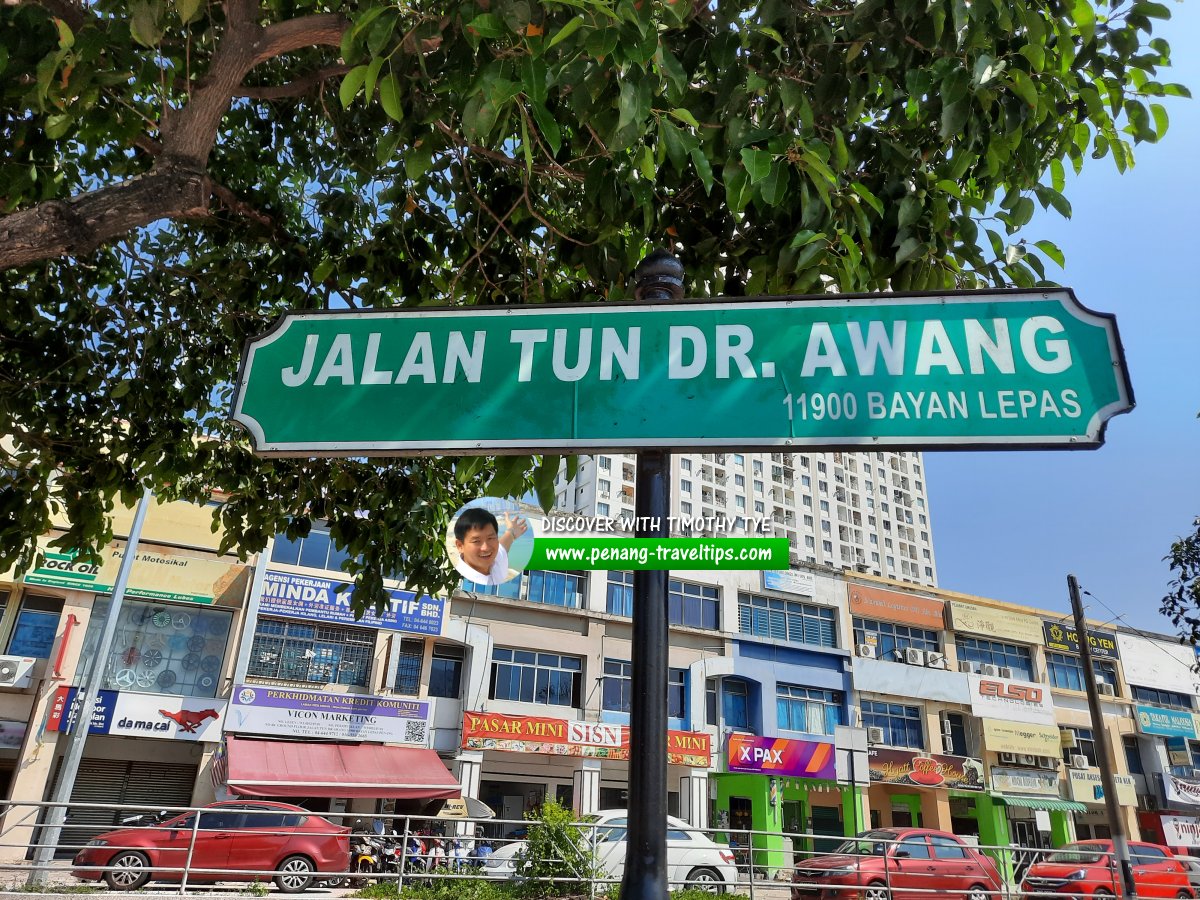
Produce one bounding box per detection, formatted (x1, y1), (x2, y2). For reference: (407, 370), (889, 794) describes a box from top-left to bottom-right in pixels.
(621, 251), (683, 900)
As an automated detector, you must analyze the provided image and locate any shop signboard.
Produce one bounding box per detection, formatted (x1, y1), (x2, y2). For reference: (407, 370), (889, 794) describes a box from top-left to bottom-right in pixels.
(227, 684), (430, 745)
(726, 734), (836, 780)
(867, 748), (985, 791)
(460, 711), (712, 767)
(1168, 737), (1193, 766)
(231, 291), (1133, 455)
(853, 656), (970, 704)
(980, 719), (1062, 757)
(1042, 622), (1119, 659)
(260, 571), (446, 635)
(762, 570), (816, 597)
(1118, 633), (1200, 696)
(990, 766), (1060, 796)
(847, 583), (944, 631)
(46, 686), (226, 742)
(1136, 704), (1198, 739)
(948, 600), (1042, 645)
(1068, 768), (1136, 806)
(21, 539), (247, 604)
(1161, 815), (1200, 847)
(1163, 774), (1200, 808)
(968, 673), (1055, 725)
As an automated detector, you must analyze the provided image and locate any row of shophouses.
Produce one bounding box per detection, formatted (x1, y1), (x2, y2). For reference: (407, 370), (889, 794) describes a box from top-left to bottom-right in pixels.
(2, 498), (1200, 873)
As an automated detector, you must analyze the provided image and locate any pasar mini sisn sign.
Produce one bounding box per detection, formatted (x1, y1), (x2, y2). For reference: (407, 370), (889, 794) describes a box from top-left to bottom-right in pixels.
(232, 289), (1132, 455)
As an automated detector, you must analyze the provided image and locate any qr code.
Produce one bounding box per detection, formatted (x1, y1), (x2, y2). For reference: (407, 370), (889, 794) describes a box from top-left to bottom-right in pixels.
(405, 720), (428, 745)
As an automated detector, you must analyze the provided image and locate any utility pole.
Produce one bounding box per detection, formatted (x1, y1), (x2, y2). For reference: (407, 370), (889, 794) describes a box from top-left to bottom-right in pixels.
(1069, 573), (1137, 899)
(28, 487), (153, 885)
(620, 250), (683, 900)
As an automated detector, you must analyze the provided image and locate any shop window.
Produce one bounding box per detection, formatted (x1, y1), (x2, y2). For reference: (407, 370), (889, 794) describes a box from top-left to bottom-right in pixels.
(270, 525), (352, 572)
(428, 644), (464, 699)
(955, 637), (1033, 680)
(393, 638), (424, 696)
(667, 668), (686, 719)
(1132, 685), (1193, 711)
(602, 659), (633, 712)
(944, 712), (969, 757)
(248, 616), (372, 687)
(739, 593), (836, 648)
(861, 700), (924, 750)
(606, 572), (634, 617)
(7, 593), (61, 658)
(1123, 735), (1145, 776)
(600, 787), (628, 809)
(705, 678), (718, 725)
(777, 684), (842, 736)
(1169, 740), (1200, 778)
(1047, 652), (1117, 693)
(853, 617), (938, 660)
(1060, 727), (1098, 767)
(722, 679), (750, 729)
(670, 580), (720, 630)
(461, 573), (523, 600)
(526, 571), (586, 608)
(490, 648), (582, 707)
(78, 597), (233, 697)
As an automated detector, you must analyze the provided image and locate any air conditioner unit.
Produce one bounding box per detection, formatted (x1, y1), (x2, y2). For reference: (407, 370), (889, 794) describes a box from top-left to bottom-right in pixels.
(958, 660), (975, 674)
(942, 717), (955, 736)
(1017, 754), (1037, 766)
(941, 736), (956, 755)
(0, 656), (36, 690)
(904, 648), (927, 666)
(856, 644), (877, 659)
(980, 664), (1000, 677)
(925, 652), (947, 670)
(999, 752), (1018, 764)
(1069, 754), (1089, 770)
(866, 727), (885, 744)
(1097, 682), (1116, 697)
(1037, 757), (1058, 769)
(998, 666), (1014, 679)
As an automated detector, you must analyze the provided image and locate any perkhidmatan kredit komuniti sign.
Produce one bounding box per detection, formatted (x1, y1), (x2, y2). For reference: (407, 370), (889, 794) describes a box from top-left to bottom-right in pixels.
(232, 290), (1133, 455)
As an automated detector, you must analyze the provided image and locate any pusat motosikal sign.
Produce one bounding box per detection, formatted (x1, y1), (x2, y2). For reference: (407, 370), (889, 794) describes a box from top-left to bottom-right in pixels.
(232, 289), (1132, 455)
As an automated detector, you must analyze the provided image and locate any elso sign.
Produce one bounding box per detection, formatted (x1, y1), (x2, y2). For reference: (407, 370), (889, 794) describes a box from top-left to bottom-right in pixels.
(979, 680), (1044, 703)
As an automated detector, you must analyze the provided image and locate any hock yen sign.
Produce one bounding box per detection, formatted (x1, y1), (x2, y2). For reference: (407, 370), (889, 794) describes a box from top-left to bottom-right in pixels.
(232, 289), (1132, 455)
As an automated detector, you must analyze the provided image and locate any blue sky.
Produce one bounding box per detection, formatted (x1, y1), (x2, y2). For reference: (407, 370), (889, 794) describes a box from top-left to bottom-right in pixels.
(927, 2), (1200, 633)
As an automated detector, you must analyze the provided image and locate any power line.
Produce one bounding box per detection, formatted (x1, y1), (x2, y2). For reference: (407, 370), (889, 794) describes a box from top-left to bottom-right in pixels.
(1082, 586), (1199, 676)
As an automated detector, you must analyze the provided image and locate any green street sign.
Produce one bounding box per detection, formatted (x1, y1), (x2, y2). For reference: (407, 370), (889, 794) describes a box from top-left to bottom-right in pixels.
(231, 289), (1132, 455)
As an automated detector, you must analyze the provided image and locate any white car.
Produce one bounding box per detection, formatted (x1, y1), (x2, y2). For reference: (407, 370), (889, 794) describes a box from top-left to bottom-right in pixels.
(481, 809), (738, 891)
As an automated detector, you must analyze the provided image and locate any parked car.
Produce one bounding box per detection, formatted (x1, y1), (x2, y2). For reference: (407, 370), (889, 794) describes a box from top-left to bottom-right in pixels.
(1176, 856), (1200, 893)
(1020, 840), (1193, 898)
(481, 809), (738, 890)
(71, 800), (350, 893)
(791, 828), (1003, 900)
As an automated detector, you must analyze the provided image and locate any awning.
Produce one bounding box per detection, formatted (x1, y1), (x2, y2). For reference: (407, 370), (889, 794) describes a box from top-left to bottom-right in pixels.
(225, 735), (461, 800)
(995, 794), (1087, 813)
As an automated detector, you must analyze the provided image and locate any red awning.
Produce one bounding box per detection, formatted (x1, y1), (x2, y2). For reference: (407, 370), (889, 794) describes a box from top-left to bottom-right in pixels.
(224, 735), (461, 800)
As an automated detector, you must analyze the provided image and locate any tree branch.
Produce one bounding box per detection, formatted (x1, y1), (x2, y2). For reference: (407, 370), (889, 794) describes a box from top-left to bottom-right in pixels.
(255, 13), (348, 64)
(237, 63), (351, 99)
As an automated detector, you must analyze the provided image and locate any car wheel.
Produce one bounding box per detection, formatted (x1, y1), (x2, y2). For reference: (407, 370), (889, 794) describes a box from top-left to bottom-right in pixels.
(864, 882), (891, 900)
(966, 883), (990, 900)
(1177, 892), (1192, 899)
(104, 850), (152, 891)
(686, 866), (726, 893)
(275, 855), (316, 893)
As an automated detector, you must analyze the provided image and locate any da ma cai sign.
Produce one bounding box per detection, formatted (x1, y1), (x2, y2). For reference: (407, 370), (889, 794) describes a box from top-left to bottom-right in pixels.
(232, 290), (1133, 454)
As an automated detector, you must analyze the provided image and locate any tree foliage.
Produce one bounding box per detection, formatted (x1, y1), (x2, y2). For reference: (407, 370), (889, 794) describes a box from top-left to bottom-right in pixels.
(1163, 516), (1200, 643)
(0, 0), (1187, 607)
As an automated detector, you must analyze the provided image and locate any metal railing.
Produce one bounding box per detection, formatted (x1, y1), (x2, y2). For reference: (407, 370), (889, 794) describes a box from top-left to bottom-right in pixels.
(0, 799), (1159, 898)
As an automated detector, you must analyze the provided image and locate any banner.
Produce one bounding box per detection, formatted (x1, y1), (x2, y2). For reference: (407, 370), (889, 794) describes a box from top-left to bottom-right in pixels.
(948, 600), (1042, 645)
(1067, 768), (1136, 806)
(969, 673), (1055, 724)
(726, 734), (835, 780)
(990, 767), (1060, 796)
(847, 584), (944, 630)
(763, 570), (816, 597)
(1137, 705), (1198, 739)
(1118, 633), (1200, 695)
(1161, 816), (1200, 847)
(260, 571), (446, 635)
(460, 711), (711, 767)
(867, 748), (984, 791)
(228, 684), (430, 745)
(1042, 622), (1120, 659)
(980, 719), (1062, 757)
(46, 686), (225, 742)
(1163, 774), (1200, 808)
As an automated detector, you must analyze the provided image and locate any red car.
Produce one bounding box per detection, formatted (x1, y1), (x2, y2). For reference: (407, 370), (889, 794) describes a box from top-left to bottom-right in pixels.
(792, 828), (1003, 900)
(1021, 840), (1193, 898)
(71, 801), (350, 893)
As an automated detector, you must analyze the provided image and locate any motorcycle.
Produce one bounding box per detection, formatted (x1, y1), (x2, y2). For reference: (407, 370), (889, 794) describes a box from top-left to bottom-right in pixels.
(120, 809), (168, 828)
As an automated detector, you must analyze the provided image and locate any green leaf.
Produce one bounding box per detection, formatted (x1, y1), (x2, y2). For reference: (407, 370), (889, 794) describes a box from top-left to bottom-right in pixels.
(1049, 158), (1065, 193)
(850, 182), (884, 217)
(668, 108), (701, 129)
(44, 113), (72, 139)
(532, 105), (561, 155)
(895, 237), (925, 264)
(789, 230), (823, 249)
(546, 15), (584, 49)
(339, 65), (369, 108)
(1009, 196), (1034, 227)
(176, 0), (202, 25)
(639, 144), (656, 181)
(111, 380), (133, 399)
(690, 148), (714, 194)
(1033, 239), (1065, 267)
(129, 1), (165, 47)
(940, 98), (969, 140)
(740, 148), (772, 184)
(898, 195), (922, 228)
(54, 17), (75, 48)
(1150, 103), (1169, 140)
(1009, 70), (1038, 109)
(378, 74), (404, 122)
(364, 57), (384, 102)
(1072, 0), (1095, 44)
(466, 13), (506, 38)
(586, 28), (618, 60)
(759, 162), (790, 206)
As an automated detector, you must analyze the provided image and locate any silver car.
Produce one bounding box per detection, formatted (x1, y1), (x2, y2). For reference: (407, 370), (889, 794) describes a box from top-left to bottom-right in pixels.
(1176, 855), (1200, 892)
(482, 809), (739, 891)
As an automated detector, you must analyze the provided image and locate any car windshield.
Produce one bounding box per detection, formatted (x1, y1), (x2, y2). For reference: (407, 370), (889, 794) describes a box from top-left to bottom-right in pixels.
(833, 831), (898, 856)
(1048, 844), (1109, 865)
